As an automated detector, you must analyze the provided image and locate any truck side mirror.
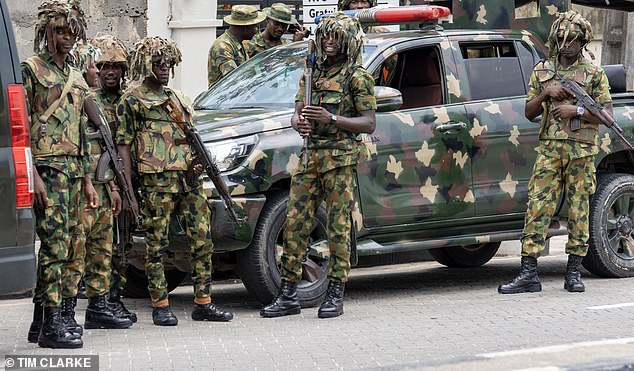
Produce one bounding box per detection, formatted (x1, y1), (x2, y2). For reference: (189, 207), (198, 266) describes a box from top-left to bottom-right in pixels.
(374, 86), (403, 112)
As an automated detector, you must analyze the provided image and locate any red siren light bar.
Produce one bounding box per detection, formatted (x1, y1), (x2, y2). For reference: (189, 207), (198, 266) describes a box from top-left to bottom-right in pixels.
(314, 5), (451, 25)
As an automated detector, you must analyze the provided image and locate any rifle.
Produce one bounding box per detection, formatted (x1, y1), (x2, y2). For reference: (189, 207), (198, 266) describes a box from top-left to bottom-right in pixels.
(559, 78), (634, 150)
(303, 39), (315, 167)
(160, 98), (243, 226)
(84, 96), (142, 228)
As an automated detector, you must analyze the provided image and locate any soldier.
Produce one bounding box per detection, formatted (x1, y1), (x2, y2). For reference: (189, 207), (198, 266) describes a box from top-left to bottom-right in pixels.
(337, 0), (389, 33)
(207, 5), (264, 87)
(116, 37), (234, 326)
(260, 13), (376, 319)
(498, 11), (612, 294)
(24, 0), (98, 349)
(242, 3), (306, 58)
(60, 41), (132, 334)
(90, 34), (138, 323)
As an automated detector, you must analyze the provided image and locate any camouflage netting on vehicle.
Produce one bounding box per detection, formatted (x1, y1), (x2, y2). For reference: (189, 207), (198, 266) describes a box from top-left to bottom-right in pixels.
(128, 36), (182, 83)
(91, 34), (128, 65)
(337, 0), (377, 11)
(69, 42), (100, 73)
(314, 12), (365, 67)
(34, 0), (86, 54)
(547, 10), (594, 59)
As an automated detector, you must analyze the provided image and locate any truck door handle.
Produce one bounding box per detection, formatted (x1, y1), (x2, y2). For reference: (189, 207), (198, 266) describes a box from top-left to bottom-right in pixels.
(434, 122), (466, 133)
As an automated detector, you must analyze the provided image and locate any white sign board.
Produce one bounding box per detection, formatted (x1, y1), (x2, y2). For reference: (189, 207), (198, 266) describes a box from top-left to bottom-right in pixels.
(302, 0), (400, 35)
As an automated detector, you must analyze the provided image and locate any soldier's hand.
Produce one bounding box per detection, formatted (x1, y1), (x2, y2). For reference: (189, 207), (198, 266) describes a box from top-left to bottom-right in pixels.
(296, 114), (312, 137)
(546, 85), (572, 101)
(193, 163), (204, 177)
(551, 104), (578, 120)
(301, 105), (332, 125)
(83, 177), (99, 209)
(111, 189), (122, 217)
(33, 173), (48, 209)
(292, 26), (308, 41)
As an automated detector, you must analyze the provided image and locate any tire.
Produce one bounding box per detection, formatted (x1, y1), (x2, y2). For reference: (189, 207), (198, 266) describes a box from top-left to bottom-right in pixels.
(122, 266), (188, 298)
(585, 173), (634, 278)
(237, 192), (330, 307)
(429, 242), (501, 268)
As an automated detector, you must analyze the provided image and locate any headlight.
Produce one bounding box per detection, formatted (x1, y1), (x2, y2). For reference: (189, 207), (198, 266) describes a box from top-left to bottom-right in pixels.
(205, 135), (258, 172)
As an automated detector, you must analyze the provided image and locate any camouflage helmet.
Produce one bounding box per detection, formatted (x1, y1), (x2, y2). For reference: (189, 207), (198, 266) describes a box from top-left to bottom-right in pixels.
(129, 36), (182, 83)
(547, 10), (593, 59)
(34, 0), (87, 54)
(315, 12), (365, 67)
(69, 41), (100, 73)
(91, 34), (128, 65)
(337, 0), (377, 11)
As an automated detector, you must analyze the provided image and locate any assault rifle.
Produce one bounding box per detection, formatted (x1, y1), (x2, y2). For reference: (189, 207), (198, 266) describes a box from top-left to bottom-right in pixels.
(161, 98), (243, 226)
(302, 39), (315, 167)
(560, 78), (634, 150)
(84, 96), (142, 227)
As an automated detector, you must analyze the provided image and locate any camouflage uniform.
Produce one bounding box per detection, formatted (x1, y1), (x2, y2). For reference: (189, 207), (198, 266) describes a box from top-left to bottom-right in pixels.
(280, 14), (376, 283)
(116, 83), (214, 307)
(243, 32), (291, 58)
(521, 19), (611, 259)
(242, 3), (298, 58)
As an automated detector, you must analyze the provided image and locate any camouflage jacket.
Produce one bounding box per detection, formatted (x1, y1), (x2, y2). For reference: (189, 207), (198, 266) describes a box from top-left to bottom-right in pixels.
(116, 84), (194, 193)
(22, 51), (89, 178)
(85, 88), (123, 183)
(208, 31), (248, 87)
(528, 57), (611, 155)
(242, 32), (291, 58)
(296, 62), (376, 171)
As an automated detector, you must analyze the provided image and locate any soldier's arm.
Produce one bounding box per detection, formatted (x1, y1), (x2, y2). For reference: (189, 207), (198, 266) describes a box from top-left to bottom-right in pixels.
(216, 42), (240, 78)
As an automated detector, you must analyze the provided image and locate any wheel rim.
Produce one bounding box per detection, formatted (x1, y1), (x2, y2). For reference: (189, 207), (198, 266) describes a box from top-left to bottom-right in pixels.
(605, 192), (634, 260)
(273, 220), (330, 290)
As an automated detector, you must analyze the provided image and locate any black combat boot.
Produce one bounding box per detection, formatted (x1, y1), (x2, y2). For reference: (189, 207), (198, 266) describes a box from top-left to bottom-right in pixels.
(498, 256), (542, 294)
(260, 280), (301, 318)
(27, 304), (43, 343)
(61, 297), (83, 336)
(107, 288), (137, 323)
(564, 254), (586, 292)
(152, 306), (178, 326)
(318, 280), (345, 319)
(191, 303), (233, 322)
(38, 307), (83, 349)
(85, 295), (133, 329)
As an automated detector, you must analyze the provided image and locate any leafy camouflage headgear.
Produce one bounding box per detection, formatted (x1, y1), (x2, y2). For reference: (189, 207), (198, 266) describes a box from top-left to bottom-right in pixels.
(315, 12), (365, 68)
(128, 36), (182, 83)
(337, 0), (377, 11)
(547, 10), (593, 59)
(69, 41), (100, 73)
(34, 0), (87, 54)
(91, 34), (128, 66)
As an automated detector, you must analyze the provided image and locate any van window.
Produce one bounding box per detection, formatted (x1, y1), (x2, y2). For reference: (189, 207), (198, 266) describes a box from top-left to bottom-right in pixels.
(460, 42), (525, 101)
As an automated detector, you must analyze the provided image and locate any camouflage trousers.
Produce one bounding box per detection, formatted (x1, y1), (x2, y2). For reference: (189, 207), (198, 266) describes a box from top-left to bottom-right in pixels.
(142, 184), (213, 305)
(521, 151), (596, 257)
(63, 183), (113, 298)
(33, 167), (83, 307)
(281, 164), (355, 283)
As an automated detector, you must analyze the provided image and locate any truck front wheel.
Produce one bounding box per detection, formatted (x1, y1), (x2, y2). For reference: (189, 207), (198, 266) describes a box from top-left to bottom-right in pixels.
(237, 192), (330, 307)
(429, 242), (501, 268)
(585, 173), (634, 277)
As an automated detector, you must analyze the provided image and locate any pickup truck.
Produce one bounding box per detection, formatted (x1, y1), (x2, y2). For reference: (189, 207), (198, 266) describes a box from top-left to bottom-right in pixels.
(125, 27), (634, 306)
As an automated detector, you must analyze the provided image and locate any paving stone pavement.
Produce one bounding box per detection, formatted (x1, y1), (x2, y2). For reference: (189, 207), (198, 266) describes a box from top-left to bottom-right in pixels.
(1, 237), (634, 370)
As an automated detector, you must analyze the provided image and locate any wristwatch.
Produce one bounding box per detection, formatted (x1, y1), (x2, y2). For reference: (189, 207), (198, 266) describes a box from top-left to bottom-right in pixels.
(330, 114), (338, 124)
(577, 106), (585, 117)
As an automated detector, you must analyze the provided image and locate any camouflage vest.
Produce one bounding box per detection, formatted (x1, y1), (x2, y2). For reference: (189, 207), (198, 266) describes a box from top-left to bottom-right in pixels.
(536, 59), (601, 145)
(85, 89), (120, 182)
(310, 64), (360, 150)
(24, 55), (87, 158)
(129, 86), (193, 173)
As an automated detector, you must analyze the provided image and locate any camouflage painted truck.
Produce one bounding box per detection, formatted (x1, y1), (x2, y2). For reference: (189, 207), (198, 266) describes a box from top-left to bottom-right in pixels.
(123, 3), (634, 305)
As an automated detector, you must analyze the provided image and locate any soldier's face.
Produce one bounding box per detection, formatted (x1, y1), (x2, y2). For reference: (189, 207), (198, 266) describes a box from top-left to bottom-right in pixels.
(151, 59), (173, 85)
(266, 19), (288, 38)
(321, 34), (342, 58)
(98, 62), (124, 89)
(557, 37), (582, 59)
(348, 0), (371, 10)
(54, 24), (77, 55)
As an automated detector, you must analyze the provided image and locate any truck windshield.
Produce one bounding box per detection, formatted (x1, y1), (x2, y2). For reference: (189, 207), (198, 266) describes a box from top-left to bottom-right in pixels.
(194, 42), (377, 110)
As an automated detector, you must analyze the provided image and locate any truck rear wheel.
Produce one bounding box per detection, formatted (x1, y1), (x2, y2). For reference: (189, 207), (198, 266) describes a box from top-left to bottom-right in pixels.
(237, 192), (330, 307)
(585, 173), (634, 277)
(429, 242), (501, 268)
(122, 266), (187, 298)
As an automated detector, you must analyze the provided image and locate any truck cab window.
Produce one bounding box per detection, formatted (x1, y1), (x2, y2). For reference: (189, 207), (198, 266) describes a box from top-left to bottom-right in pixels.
(460, 42), (525, 101)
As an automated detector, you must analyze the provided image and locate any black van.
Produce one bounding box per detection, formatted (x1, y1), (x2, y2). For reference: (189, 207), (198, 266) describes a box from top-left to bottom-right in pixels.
(0, 0), (36, 298)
